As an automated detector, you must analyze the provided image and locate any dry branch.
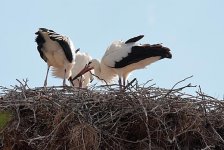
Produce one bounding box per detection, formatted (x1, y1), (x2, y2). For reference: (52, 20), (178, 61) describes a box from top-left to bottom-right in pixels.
(0, 79), (224, 150)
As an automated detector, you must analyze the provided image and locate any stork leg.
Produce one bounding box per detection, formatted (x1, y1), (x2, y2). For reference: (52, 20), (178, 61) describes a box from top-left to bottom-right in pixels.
(79, 76), (83, 88)
(118, 77), (122, 91)
(123, 78), (126, 88)
(121, 78), (126, 92)
(63, 69), (67, 86)
(44, 65), (50, 87)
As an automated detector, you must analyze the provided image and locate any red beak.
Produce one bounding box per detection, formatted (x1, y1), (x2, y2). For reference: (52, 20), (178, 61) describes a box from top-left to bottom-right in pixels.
(72, 65), (93, 81)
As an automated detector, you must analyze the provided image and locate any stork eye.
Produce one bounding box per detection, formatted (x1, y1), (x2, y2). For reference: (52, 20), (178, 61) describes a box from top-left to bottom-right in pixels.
(88, 61), (92, 65)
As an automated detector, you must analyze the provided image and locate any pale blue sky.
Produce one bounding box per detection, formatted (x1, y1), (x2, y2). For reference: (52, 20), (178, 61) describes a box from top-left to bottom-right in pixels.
(0, 0), (223, 97)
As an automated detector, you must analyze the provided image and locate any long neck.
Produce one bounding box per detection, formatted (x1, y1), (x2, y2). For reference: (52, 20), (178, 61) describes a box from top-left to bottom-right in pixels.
(92, 59), (117, 83)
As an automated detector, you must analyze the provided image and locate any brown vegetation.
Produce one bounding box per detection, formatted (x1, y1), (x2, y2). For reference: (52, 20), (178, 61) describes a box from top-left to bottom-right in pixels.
(0, 79), (224, 150)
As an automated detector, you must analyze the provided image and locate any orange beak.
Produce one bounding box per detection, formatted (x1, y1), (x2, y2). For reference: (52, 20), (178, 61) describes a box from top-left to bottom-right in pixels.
(72, 65), (94, 81)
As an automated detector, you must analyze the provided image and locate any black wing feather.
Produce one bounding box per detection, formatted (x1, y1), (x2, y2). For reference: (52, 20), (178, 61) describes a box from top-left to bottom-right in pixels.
(114, 44), (172, 68)
(35, 31), (47, 62)
(37, 28), (74, 63)
(125, 35), (144, 44)
(47, 31), (73, 63)
(52, 36), (73, 63)
(75, 48), (80, 53)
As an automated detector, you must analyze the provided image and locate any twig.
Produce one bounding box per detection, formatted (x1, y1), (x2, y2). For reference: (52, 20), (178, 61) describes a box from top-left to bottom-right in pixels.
(16, 107), (21, 130)
(1, 77), (223, 149)
(124, 78), (137, 91)
(163, 75), (194, 98)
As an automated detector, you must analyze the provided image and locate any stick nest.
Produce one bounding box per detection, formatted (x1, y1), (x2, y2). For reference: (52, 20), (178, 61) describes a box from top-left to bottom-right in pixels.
(0, 79), (224, 150)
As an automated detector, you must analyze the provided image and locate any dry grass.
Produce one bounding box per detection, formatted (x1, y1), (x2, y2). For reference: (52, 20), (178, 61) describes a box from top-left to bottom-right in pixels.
(0, 78), (224, 150)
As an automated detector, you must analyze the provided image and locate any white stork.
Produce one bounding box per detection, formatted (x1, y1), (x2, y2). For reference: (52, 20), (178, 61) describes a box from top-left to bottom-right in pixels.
(35, 28), (75, 87)
(53, 50), (93, 88)
(72, 35), (172, 90)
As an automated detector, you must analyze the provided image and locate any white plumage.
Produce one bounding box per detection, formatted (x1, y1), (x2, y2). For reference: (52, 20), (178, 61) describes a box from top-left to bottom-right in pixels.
(35, 28), (76, 87)
(68, 51), (93, 88)
(73, 35), (172, 90)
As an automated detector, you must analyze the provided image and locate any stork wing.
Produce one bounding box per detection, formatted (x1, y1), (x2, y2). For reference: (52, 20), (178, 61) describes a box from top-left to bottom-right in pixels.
(38, 28), (74, 63)
(112, 44), (171, 68)
(125, 35), (144, 44)
(102, 41), (133, 68)
(49, 33), (74, 63)
(35, 31), (47, 62)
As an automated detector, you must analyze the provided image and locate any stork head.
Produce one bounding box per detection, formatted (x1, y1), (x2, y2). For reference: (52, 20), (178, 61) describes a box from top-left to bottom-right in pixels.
(71, 61), (94, 81)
